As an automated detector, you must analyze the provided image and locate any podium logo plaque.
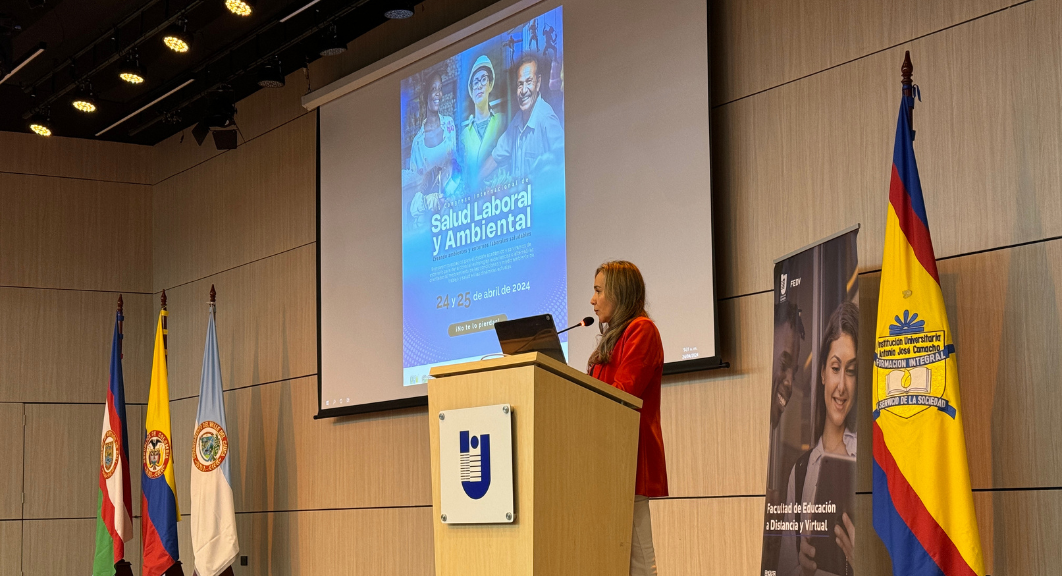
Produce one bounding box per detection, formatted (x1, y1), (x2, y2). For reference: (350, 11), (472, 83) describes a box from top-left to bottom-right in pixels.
(439, 404), (514, 524)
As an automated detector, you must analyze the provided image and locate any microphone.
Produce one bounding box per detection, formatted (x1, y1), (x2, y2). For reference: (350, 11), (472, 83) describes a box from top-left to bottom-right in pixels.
(509, 316), (597, 356)
(557, 316), (595, 335)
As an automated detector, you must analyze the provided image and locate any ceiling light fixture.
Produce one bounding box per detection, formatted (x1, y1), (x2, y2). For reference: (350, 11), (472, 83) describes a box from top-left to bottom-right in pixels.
(257, 57), (285, 88)
(0, 42), (46, 86)
(72, 84), (98, 113)
(279, 0), (321, 23)
(384, 2), (415, 19)
(319, 23), (346, 57)
(224, 0), (254, 17)
(163, 19), (192, 53)
(96, 78), (195, 137)
(29, 110), (52, 136)
(118, 51), (146, 84)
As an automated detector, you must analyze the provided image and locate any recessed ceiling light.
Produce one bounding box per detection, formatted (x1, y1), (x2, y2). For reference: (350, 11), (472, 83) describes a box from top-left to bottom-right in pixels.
(319, 23), (346, 57)
(72, 84), (98, 113)
(119, 51), (146, 84)
(225, 0), (254, 17)
(163, 19), (192, 53)
(29, 111), (52, 136)
(257, 57), (285, 88)
(384, 2), (415, 19)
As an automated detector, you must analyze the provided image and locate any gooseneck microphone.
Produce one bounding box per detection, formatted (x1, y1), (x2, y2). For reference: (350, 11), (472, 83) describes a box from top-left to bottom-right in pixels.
(508, 316), (597, 357)
(557, 316), (595, 335)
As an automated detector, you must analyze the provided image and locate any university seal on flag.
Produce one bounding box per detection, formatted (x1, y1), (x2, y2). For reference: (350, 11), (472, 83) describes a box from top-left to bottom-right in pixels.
(192, 420), (228, 472)
(143, 430), (172, 479)
(101, 430), (120, 479)
(873, 309), (956, 420)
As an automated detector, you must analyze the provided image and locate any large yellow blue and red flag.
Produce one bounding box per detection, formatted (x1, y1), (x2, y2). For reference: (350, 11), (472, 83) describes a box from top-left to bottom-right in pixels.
(93, 301), (134, 575)
(142, 303), (182, 576)
(872, 70), (985, 576)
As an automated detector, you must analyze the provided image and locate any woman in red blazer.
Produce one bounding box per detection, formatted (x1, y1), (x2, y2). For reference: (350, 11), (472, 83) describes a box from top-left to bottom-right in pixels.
(588, 260), (667, 576)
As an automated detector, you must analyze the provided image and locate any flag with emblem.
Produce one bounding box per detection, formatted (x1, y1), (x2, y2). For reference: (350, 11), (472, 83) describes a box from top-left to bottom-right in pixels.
(190, 288), (239, 576)
(93, 298), (134, 575)
(142, 296), (182, 576)
(872, 53), (985, 576)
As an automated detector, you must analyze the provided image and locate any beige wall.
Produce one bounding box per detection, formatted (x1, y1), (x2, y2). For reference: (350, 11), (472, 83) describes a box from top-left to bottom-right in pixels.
(0, 129), (154, 575)
(4, 0), (1061, 573)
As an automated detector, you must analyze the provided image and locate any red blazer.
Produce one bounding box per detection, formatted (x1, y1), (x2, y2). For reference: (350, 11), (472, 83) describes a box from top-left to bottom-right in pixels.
(590, 316), (669, 497)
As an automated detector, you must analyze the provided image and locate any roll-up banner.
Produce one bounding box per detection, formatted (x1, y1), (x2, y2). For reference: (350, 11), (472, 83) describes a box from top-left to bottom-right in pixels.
(760, 226), (860, 576)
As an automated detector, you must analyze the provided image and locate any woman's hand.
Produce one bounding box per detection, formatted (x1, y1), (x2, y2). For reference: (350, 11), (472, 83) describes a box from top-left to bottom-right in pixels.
(834, 512), (855, 567)
(798, 533), (817, 576)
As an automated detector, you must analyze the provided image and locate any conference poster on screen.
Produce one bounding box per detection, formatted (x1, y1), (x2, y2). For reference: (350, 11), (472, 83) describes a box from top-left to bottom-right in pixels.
(399, 7), (566, 385)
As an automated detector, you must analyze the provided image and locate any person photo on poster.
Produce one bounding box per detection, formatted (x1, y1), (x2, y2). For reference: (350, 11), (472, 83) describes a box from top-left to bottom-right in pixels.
(400, 7), (567, 387)
(776, 302), (858, 576)
(759, 229), (859, 576)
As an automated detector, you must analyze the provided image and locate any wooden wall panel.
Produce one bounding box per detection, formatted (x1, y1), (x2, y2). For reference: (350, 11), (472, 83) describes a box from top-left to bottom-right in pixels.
(0, 131), (153, 184)
(0, 173), (151, 292)
(23, 403), (102, 519)
(151, 130), (229, 189)
(179, 507), (433, 575)
(0, 404), (24, 520)
(713, 0), (1062, 298)
(0, 520), (22, 576)
(856, 239), (1062, 493)
(651, 496), (764, 576)
(709, 0), (1009, 105)
(152, 113), (315, 292)
(159, 244), (317, 402)
(22, 518), (143, 576)
(151, 83), (310, 186)
(231, 80), (313, 150)
(0, 289), (153, 404)
(662, 292), (772, 497)
(127, 404), (145, 518)
(23, 402), (143, 520)
(170, 376), (431, 517)
(22, 519), (94, 574)
(991, 488), (1062, 575)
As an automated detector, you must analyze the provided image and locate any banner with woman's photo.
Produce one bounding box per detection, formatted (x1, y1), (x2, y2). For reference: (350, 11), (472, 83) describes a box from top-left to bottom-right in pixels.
(760, 226), (860, 576)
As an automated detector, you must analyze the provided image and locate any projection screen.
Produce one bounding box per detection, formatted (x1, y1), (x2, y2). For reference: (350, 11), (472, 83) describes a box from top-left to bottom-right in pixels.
(317, 0), (718, 416)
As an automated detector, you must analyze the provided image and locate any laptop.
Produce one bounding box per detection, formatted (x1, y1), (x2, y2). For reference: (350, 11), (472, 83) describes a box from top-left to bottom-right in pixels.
(494, 314), (566, 363)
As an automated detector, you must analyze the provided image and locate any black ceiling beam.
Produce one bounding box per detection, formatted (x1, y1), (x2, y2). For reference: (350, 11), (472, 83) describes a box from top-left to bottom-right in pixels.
(21, 0), (207, 120)
(128, 0), (371, 137)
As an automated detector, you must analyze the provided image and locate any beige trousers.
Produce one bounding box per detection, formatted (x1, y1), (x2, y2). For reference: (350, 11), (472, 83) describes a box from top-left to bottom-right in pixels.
(630, 495), (658, 576)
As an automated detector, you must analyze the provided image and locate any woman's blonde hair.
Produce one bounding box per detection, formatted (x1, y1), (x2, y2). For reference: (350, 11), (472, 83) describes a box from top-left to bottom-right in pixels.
(588, 260), (649, 370)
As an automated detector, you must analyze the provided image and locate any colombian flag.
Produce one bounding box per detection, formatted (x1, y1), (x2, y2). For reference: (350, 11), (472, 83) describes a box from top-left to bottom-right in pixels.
(93, 305), (133, 575)
(872, 78), (985, 575)
(142, 306), (182, 576)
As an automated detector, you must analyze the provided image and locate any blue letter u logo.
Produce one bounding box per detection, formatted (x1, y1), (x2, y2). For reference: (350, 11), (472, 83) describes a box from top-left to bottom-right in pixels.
(459, 431), (491, 499)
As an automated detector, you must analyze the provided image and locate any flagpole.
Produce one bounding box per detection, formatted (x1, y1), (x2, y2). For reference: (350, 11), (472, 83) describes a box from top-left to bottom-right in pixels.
(901, 50), (914, 129)
(161, 289), (168, 351)
(195, 282), (238, 576)
(113, 298), (133, 576)
(117, 294), (124, 359)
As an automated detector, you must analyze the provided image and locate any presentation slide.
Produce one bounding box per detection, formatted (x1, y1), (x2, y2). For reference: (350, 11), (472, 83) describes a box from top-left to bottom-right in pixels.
(400, 8), (568, 386)
(318, 0), (717, 416)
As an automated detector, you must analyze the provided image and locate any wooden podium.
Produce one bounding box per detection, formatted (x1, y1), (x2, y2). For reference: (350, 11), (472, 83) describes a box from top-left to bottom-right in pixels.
(428, 352), (642, 576)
